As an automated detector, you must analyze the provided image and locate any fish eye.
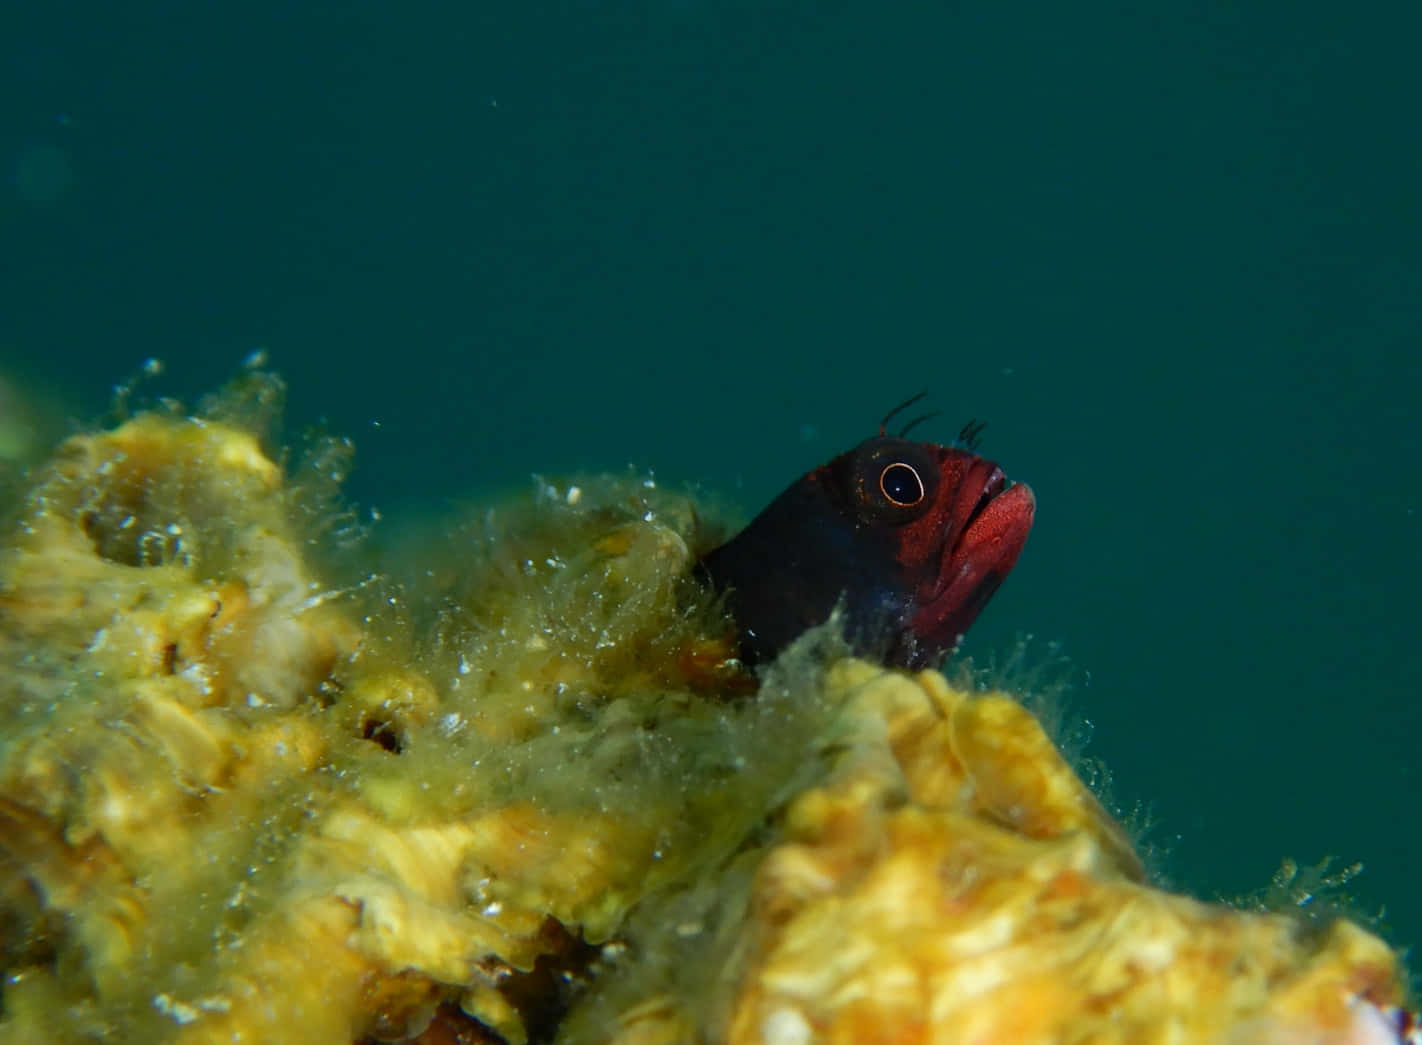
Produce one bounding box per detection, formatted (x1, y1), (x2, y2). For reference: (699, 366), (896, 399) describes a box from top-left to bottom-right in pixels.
(847, 437), (939, 524)
(879, 462), (925, 507)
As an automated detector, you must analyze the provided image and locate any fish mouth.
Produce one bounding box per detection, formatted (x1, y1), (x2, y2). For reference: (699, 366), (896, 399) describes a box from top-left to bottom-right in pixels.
(944, 469), (1035, 588)
(951, 466), (1034, 567)
(913, 464), (1035, 651)
(943, 460), (1021, 559)
(962, 467), (1008, 532)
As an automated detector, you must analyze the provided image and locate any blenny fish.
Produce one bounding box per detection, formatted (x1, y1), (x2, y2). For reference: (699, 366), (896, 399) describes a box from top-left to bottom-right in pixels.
(699, 395), (1035, 669)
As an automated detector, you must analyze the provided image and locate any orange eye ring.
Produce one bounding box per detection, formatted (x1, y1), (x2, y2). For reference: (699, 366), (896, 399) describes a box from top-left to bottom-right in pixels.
(879, 462), (925, 507)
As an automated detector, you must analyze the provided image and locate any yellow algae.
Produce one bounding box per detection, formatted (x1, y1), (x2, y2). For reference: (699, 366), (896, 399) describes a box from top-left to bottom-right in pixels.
(0, 373), (1412, 1045)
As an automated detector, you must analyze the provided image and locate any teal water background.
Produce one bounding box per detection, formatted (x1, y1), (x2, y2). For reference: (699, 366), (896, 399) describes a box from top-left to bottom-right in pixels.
(4, 2), (1420, 964)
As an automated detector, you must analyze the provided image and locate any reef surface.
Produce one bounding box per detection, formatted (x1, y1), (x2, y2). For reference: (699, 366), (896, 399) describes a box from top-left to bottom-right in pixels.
(0, 374), (1411, 1044)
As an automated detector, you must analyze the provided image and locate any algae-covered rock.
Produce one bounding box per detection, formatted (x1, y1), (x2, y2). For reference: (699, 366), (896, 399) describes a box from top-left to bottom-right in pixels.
(566, 663), (1411, 1044)
(0, 374), (1413, 1045)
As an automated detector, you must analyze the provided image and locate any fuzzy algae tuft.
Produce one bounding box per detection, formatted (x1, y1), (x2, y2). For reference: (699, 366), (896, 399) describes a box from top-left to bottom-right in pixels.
(0, 374), (1413, 1044)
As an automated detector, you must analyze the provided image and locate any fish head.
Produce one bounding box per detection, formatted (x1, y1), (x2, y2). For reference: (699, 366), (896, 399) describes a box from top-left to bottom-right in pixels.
(828, 435), (1035, 664)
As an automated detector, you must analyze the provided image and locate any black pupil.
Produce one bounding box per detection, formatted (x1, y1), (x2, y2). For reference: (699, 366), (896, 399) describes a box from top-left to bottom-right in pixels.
(880, 463), (924, 506)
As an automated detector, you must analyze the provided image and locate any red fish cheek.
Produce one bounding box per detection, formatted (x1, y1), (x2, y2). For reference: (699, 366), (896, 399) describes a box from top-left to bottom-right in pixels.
(893, 507), (958, 576)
